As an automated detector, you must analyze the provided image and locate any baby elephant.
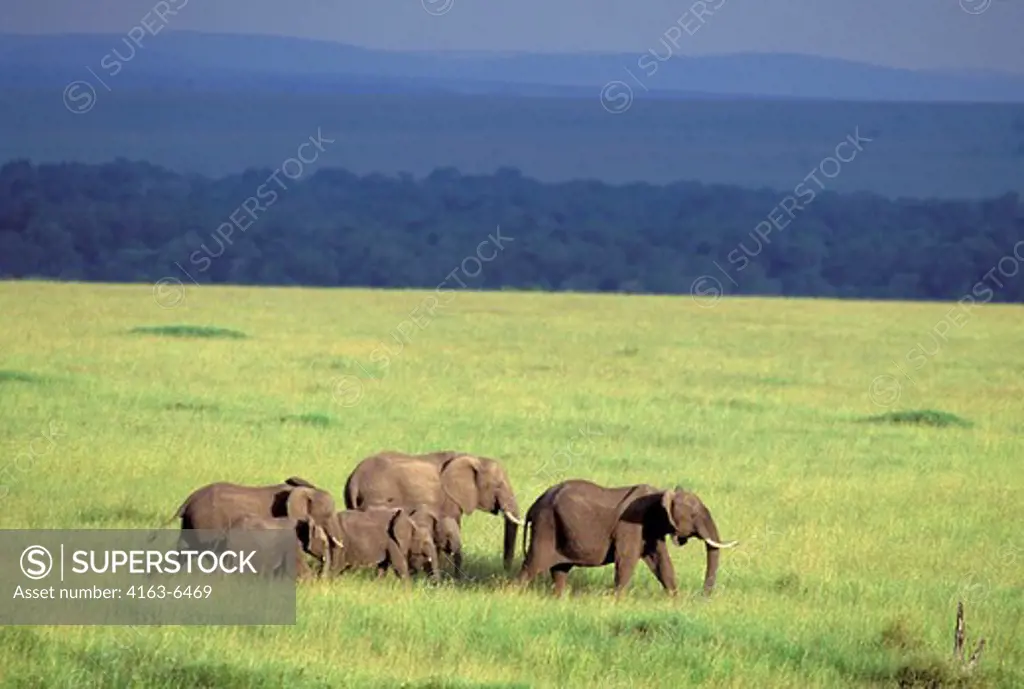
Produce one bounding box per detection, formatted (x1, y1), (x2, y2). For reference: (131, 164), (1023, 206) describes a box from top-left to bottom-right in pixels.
(225, 514), (332, 580)
(321, 507), (438, 580)
(407, 506), (462, 579)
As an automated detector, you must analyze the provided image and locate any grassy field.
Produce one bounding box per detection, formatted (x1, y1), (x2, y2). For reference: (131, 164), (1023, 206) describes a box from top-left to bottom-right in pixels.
(0, 280), (1021, 688)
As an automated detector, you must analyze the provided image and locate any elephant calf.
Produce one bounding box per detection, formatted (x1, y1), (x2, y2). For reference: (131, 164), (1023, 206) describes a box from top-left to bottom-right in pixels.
(408, 506), (462, 578)
(517, 479), (738, 598)
(224, 514), (332, 580)
(319, 508), (439, 581)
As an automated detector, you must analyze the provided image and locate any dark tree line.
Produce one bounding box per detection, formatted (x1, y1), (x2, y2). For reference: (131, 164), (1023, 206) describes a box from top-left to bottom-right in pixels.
(0, 158), (1021, 303)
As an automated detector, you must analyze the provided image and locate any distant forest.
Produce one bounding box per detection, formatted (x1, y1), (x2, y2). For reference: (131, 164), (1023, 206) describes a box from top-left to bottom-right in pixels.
(1, 158), (1022, 303)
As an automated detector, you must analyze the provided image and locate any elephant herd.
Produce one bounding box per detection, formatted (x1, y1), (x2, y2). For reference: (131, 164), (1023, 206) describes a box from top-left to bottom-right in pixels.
(160, 449), (738, 597)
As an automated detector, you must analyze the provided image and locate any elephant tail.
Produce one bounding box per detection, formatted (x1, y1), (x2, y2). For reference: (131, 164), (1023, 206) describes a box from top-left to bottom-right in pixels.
(147, 497), (189, 542)
(284, 476), (316, 488)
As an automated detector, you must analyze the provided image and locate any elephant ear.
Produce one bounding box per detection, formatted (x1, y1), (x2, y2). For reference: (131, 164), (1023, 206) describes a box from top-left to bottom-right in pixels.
(660, 487), (685, 534)
(387, 508), (412, 545)
(294, 518), (314, 551)
(409, 506), (439, 540)
(439, 454), (481, 515)
(286, 486), (315, 520)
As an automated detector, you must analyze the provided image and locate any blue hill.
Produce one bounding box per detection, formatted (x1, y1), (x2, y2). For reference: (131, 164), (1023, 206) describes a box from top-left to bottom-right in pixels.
(2, 30), (1024, 102)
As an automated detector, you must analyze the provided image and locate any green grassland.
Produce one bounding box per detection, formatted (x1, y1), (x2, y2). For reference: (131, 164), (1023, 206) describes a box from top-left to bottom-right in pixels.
(0, 280), (1021, 688)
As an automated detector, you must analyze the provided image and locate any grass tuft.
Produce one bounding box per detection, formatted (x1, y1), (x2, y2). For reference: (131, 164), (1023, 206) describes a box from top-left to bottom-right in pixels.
(891, 657), (975, 688)
(76, 506), (162, 527)
(771, 572), (805, 595)
(163, 401), (220, 413)
(878, 618), (923, 652)
(862, 409), (973, 428)
(279, 413), (333, 427)
(0, 369), (45, 384)
(383, 681), (531, 689)
(128, 325), (248, 339)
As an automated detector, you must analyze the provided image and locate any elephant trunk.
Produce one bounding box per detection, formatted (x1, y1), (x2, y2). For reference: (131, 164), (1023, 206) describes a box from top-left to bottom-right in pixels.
(499, 492), (522, 571)
(321, 530), (331, 576)
(429, 546), (441, 582)
(503, 515), (519, 572)
(323, 514), (345, 576)
(703, 545), (720, 595)
(495, 489), (524, 569)
(697, 509), (725, 594)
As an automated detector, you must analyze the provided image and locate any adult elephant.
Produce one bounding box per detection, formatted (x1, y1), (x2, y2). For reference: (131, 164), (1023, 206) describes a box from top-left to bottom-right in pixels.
(343, 450), (523, 573)
(157, 477), (344, 559)
(516, 479), (737, 597)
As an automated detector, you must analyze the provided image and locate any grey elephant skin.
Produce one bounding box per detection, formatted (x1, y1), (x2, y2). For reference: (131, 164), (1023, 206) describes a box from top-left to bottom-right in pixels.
(159, 477), (344, 558)
(225, 514), (332, 580)
(516, 479), (738, 597)
(407, 505), (462, 578)
(315, 507), (438, 581)
(343, 450), (523, 573)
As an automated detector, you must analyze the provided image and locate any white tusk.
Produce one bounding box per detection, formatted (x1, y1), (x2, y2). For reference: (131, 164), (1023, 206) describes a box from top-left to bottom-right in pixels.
(704, 538), (739, 549)
(504, 511), (524, 526)
(331, 536), (344, 549)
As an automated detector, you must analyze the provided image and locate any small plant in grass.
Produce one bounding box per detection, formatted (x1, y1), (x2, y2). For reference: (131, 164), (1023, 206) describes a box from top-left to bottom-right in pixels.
(128, 325), (248, 339)
(862, 409), (972, 428)
(0, 370), (44, 384)
(279, 413), (333, 428)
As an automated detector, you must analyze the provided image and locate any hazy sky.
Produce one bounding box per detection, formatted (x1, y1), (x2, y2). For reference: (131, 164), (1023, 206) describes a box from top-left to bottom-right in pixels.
(5, 0), (1024, 74)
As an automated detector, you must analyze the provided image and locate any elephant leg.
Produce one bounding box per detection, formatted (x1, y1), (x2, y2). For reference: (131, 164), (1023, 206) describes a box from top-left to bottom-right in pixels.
(551, 564), (573, 598)
(393, 557), (411, 581)
(385, 541), (411, 580)
(642, 540), (678, 596)
(450, 550), (464, 579)
(514, 563), (537, 587)
(377, 565), (388, 579)
(295, 550), (313, 581)
(613, 552), (640, 596)
(518, 545), (558, 589)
